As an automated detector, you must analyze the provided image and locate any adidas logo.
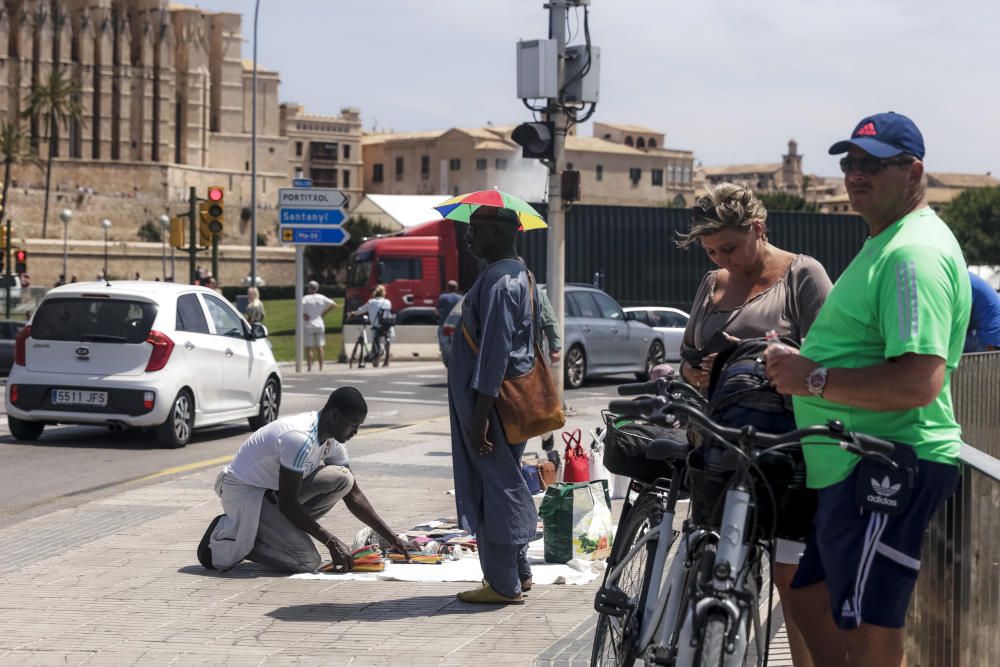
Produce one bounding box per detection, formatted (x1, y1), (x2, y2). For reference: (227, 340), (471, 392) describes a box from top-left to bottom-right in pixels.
(841, 600), (855, 618)
(854, 122), (877, 137)
(871, 476), (901, 498)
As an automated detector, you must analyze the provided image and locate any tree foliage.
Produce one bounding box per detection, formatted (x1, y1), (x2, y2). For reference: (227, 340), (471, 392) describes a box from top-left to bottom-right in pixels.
(942, 186), (1000, 265)
(758, 192), (817, 213)
(136, 220), (163, 242)
(304, 215), (391, 283)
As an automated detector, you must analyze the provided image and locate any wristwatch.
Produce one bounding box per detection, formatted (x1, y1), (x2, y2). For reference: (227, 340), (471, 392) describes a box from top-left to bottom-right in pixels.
(806, 366), (828, 398)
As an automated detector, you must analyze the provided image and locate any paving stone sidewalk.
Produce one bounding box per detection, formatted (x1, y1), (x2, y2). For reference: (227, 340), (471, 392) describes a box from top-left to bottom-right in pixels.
(0, 409), (791, 666)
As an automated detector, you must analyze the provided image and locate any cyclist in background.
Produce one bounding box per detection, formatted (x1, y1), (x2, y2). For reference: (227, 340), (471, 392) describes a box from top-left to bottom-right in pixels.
(767, 112), (969, 667)
(350, 285), (393, 359)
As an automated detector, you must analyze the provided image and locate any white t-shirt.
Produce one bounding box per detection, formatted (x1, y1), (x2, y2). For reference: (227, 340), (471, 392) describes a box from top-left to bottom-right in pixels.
(227, 411), (349, 490)
(302, 293), (335, 329)
(365, 297), (392, 327)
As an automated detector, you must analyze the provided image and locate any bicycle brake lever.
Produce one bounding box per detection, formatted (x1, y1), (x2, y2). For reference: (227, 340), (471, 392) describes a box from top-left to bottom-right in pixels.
(838, 441), (899, 470)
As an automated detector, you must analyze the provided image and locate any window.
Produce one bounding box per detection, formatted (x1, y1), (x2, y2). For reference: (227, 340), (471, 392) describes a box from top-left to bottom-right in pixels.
(495, 158), (508, 170)
(625, 136), (634, 147)
(373, 163), (384, 182)
(636, 137), (646, 149)
(311, 168), (338, 187)
(342, 170), (350, 189)
(683, 166), (691, 183)
(176, 294), (210, 333)
(347, 254), (372, 288)
(395, 156), (404, 180)
(652, 169), (664, 186)
(449, 158), (461, 171)
(31, 298), (157, 344)
(591, 292), (624, 320)
(672, 194), (687, 207)
(380, 258), (423, 282)
(343, 144), (351, 160)
(656, 310), (689, 328)
(204, 295), (245, 338)
(567, 162), (574, 171)
(567, 292), (599, 319)
(421, 155), (430, 177)
(295, 141), (303, 157)
(628, 310), (649, 325)
(629, 168), (642, 185)
(476, 158), (487, 170)
(649, 138), (657, 148)
(309, 142), (338, 162)
(596, 165), (603, 181)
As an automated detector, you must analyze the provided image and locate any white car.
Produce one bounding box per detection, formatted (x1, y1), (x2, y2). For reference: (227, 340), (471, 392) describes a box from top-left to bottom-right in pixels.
(623, 307), (690, 362)
(4, 281), (281, 447)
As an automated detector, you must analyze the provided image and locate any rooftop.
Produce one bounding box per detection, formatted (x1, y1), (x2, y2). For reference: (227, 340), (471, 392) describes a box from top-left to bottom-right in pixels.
(928, 172), (1000, 188)
(701, 163), (782, 177)
(595, 122), (663, 135)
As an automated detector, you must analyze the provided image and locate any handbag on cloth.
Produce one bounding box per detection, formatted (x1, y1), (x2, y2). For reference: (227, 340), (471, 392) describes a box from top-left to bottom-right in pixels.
(563, 428), (591, 483)
(523, 456), (557, 490)
(461, 269), (566, 443)
(520, 460), (544, 494)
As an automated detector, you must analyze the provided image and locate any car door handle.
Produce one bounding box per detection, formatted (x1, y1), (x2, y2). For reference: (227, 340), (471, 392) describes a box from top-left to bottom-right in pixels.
(610, 327), (619, 334)
(225, 348), (234, 357)
(185, 341), (195, 350)
(582, 326), (591, 333)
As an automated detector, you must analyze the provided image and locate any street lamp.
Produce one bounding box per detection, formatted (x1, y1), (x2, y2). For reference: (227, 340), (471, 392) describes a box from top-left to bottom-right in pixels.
(250, 0), (261, 289)
(100, 218), (112, 278)
(158, 214), (171, 281)
(59, 208), (73, 283)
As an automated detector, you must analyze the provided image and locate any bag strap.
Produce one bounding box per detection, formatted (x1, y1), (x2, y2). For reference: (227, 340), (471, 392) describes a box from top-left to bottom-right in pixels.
(461, 261), (538, 357)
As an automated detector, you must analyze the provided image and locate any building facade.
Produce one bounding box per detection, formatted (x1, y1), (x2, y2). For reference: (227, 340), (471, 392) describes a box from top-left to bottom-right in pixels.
(700, 140), (804, 194)
(817, 172), (1000, 214)
(280, 103), (364, 208)
(361, 121), (696, 207)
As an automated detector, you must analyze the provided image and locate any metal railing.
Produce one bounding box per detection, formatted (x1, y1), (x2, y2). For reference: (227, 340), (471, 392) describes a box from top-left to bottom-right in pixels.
(906, 352), (1000, 666)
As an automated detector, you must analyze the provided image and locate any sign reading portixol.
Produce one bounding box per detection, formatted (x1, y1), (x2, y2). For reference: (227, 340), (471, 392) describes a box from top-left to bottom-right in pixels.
(278, 188), (348, 209)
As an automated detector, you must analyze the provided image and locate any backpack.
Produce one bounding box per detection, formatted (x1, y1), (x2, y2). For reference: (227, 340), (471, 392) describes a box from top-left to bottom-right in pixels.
(705, 336), (797, 436)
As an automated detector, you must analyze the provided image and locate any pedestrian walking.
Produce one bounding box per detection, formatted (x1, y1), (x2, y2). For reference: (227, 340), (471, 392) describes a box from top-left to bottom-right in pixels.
(302, 280), (337, 371)
(437, 280), (462, 320)
(244, 286), (266, 324)
(197, 387), (409, 573)
(447, 206), (539, 605)
(766, 112), (970, 667)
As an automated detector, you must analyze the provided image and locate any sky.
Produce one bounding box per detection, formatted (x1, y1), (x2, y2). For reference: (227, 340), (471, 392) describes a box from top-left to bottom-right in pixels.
(190, 0), (999, 178)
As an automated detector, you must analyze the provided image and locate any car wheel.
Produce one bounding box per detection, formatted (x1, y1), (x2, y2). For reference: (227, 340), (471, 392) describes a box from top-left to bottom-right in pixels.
(156, 389), (194, 448)
(638, 340), (666, 381)
(248, 377), (281, 431)
(564, 345), (586, 390)
(8, 416), (44, 441)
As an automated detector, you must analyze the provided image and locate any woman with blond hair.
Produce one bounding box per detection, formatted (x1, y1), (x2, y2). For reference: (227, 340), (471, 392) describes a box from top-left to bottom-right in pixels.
(678, 183), (833, 667)
(244, 286), (266, 324)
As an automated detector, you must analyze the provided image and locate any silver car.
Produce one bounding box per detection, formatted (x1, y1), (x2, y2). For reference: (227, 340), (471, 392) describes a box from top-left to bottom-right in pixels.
(623, 306), (690, 363)
(439, 285), (666, 389)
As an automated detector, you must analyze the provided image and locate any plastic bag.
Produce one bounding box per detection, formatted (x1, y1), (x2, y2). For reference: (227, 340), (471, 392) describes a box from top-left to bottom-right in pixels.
(538, 480), (613, 563)
(589, 426), (611, 484)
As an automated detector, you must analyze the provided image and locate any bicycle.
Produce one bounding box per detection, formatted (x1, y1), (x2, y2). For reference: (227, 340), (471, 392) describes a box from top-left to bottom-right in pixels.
(591, 379), (898, 667)
(348, 315), (372, 369)
(348, 313), (393, 369)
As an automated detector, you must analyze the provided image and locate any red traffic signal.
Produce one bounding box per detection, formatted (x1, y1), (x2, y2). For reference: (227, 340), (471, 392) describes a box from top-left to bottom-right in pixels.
(15, 250), (26, 262)
(208, 187), (224, 202)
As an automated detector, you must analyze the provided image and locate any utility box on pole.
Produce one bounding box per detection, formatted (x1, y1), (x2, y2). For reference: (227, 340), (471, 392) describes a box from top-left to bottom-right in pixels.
(563, 45), (601, 103)
(516, 39), (559, 99)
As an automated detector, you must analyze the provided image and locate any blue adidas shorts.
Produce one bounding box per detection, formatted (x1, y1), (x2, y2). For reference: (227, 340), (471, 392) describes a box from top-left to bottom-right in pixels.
(791, 458), (959, 629)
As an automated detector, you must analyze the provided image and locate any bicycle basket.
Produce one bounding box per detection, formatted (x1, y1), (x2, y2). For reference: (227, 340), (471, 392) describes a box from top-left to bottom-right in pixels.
(602, 411), (685, 484)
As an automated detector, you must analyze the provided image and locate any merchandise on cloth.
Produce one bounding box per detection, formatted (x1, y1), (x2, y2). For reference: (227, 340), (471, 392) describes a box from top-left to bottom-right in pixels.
(293, 537), (605, 586)
(538, 480), (613, 563)
(388, 553), (443, 564)
(562, 429), (590, 483)
(353, 523), (478, 558)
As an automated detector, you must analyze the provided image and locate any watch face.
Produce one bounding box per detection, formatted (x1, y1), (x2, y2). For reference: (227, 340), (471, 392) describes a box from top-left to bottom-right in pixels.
(807, 368), (827, 394)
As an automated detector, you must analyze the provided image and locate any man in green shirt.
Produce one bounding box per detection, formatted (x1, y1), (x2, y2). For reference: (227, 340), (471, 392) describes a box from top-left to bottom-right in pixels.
(766, 112), (970, 667)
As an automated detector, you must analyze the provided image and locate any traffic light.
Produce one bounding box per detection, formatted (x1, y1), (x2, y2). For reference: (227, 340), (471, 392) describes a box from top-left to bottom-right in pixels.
(14, 248), (26, 274)
(170, 216), (185, 248)
(511, 121), (555, 159)
(204, 185), (224, 236)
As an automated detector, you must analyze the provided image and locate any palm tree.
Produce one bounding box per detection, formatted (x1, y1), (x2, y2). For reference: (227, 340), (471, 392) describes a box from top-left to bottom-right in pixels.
(0, 120), (37, 315)
(26, 67), (83, 238)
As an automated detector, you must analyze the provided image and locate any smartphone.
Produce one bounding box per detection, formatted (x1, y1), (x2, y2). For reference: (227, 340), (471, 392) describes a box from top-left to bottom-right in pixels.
(682, 329), (736, 367)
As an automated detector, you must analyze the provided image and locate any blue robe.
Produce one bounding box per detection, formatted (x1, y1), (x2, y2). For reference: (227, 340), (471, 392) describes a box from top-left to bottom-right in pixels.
(448, 259), (539, 553)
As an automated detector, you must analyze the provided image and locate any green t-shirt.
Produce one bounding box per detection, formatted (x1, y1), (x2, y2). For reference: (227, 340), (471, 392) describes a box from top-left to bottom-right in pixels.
(793, 208), (971, 489)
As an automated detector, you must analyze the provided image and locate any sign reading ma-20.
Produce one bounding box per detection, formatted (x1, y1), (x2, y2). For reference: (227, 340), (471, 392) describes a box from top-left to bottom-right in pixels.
(277, 187), (350, 247)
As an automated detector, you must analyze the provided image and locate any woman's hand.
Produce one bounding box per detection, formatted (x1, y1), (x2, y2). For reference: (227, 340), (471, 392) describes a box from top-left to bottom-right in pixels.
(683, 353), (717, 390)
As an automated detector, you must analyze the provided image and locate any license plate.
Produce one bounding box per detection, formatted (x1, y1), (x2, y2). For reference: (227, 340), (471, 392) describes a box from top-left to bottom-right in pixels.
(51, 389), (109, 407)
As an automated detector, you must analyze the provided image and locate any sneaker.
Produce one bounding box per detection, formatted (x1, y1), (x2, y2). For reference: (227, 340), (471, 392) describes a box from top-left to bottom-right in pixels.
(457, 583), (525, 605)
(198, 514), (224, 570)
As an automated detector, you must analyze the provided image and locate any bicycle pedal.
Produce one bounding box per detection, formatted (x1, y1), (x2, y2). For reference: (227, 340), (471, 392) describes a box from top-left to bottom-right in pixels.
(594, 587), (632, 617)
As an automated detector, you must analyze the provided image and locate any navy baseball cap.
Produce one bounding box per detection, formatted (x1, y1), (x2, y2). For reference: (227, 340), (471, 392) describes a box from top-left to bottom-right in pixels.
(828, 112), (925, 160)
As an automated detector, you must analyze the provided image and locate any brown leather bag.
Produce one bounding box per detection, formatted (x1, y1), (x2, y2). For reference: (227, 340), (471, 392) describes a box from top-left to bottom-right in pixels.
(462, 270), (566, 444)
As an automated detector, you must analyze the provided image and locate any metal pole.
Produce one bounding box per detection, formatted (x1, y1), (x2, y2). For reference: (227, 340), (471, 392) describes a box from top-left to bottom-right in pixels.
(103, 228), (108, 276)
(170, 244), (175, 281)
(546, 0), (569, 404)
(188, 186), (197, 284)
(62, 222), (68, 282)
(3, 223), (10, 319)
(161, 231), (166, 280)
(250, 0), (261, 288)
(294, 245), (303, 372)
(211, 234), (219, 282)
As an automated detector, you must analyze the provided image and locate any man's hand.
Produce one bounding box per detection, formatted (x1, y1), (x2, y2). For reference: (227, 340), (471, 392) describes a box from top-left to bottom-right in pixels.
(764, 347), (818, 397)
(325, 535), (353, 572)
(387, 534), (411, 559)
(471, 421), (495, 456)
(549, 350), (561, 365)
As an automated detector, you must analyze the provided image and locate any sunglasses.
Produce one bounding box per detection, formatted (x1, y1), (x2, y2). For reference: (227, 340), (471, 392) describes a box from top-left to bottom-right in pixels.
(839, 155), (915, 175)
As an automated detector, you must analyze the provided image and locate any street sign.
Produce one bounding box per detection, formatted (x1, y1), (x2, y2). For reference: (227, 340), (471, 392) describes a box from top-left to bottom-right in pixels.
(280, 226), (350, 246)
(292, 177), (313, 188)
(279, 208), (346, 226)
(278, 188), (348, 209)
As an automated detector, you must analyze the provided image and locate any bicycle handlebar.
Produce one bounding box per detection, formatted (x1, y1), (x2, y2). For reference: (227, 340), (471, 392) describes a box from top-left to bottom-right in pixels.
(608, 395), (897, 465)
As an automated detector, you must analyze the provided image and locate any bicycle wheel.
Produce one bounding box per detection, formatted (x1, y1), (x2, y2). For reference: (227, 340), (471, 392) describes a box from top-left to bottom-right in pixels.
(697, 613), (728, 667)
(381, 337), (391, 367)
(591, 492), (662, 667)
(349, 338), (365, 369)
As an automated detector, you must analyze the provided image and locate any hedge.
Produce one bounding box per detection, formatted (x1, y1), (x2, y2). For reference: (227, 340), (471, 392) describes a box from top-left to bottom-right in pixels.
(221, 284), (345, 301)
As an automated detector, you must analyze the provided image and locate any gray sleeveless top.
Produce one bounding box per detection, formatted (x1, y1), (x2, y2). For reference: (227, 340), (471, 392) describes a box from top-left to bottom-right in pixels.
(681, 254), (833, 356)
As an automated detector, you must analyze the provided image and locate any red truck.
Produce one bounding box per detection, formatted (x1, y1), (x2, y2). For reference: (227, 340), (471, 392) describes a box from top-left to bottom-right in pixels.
(345, 218), (481, 324)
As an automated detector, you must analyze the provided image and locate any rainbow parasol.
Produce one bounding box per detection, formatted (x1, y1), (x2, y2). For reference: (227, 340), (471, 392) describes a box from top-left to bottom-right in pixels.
(434, 190), (547, 230)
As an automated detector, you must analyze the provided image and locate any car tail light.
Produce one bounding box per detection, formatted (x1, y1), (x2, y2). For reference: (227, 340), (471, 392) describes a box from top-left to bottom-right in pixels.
(14, 325), (31, 366)
(143, 391), (155, 410)
(145, 330), (175, 371)
(442, 324), (455, 338)
(9, 384), (18, 403)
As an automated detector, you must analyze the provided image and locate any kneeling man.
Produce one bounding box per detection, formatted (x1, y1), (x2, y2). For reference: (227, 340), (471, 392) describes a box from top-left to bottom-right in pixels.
(198, 386), (408, 573)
